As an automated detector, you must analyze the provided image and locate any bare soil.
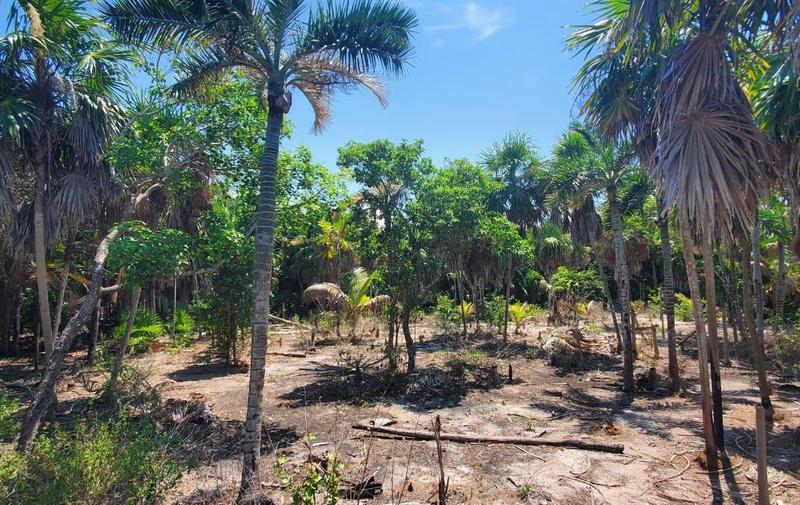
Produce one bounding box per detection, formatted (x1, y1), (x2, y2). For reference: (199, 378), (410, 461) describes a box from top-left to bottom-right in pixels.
(3, 314), (800, 504)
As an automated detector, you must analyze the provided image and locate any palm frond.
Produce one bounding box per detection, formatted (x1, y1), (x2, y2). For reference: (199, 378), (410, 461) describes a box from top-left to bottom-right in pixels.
(297, 0), (417, 77)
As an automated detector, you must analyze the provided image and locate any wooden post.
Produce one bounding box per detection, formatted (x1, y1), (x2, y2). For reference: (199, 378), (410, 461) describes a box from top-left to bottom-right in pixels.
(756, 405), (769, 505)
(433, 415), (448, 505)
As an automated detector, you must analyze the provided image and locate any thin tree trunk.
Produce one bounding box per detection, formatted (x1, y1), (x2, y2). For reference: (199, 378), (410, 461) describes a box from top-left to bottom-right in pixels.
(751, 214), (775, 420)
(88, 299), (101, 366)
(775, 241), (786, 322)
(52, 246), (71, 338)
(17, 225), (122, 451)
(387, 302), (398, 371)
(741, 243), (756, 349)
(33, 161), (54, 362)
(597, 260), (622, 352)
(238, 107), (283, 504)
(608, 191), (635, 393)
(503, 262), (512, 342)
(108, 285), (142, 390)
(173, 273), (178, 331)
(402, 305), (415, 373)
(456, 268), (467, 338)
(13, 289), (22, 357)
(721, 307), (731, 365)
(702, 230), (725, 450)
(679, 217), (717, 466)
(658, 204), (680, 392)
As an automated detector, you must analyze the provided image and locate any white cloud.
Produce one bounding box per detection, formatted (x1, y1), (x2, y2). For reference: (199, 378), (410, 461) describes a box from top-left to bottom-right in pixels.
(425, 2), (510, 42)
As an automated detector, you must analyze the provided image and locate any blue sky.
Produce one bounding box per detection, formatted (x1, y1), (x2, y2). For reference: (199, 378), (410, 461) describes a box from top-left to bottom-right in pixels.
(285, 0), (591, 169)
(1, 0), (592, 169)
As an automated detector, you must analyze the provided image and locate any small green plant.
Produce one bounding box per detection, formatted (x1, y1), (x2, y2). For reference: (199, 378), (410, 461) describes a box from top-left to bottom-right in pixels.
(517, 483), (534, 501)
(169, 309), (195, 350)
(113, 310), (165, 353)
(274, 442), (343, 505)
(0, 394), (21, 441)
(508, 302), (534, 333)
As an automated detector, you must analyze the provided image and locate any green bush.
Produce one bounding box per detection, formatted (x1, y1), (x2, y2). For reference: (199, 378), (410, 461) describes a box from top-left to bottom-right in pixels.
(169, 309), (196, 350)
(112, 309), (165, 353)
(675, 293), (694, 322)
(548, 267), (604, 302)
(0, 394), (20, 441)
(435, 295), (460, 330)
(0, 415), (188, 505)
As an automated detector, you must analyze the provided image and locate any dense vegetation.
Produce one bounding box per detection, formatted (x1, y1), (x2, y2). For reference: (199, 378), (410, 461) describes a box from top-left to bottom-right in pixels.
(1, 0), (800, 503)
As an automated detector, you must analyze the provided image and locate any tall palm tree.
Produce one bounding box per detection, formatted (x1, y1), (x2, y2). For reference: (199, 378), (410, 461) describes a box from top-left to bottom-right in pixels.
(0, 0), (129, 364)
(549, 127), (637, 392)
(650, 1), (780, 462)
(102, 1), (417, 501)
(569, 0), (683, 391)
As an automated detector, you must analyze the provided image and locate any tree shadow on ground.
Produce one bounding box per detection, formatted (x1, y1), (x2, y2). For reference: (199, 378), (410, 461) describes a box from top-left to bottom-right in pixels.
(547, 348), (622, 377)
(167, 362), (247, 382)
(159, 398), (300, 466)
(278, 356), (508, 413)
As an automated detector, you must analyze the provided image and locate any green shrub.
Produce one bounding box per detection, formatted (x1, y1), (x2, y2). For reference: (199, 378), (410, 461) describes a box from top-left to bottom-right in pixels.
(112, 310), (165, 353)
(169, 309), (195, 350)
(435, 295), (460, 330)
(675, 293), (694, 322)
(0, 394), (20, 441)
(0, 415), (188, 505)
(482, 294), (507, 330)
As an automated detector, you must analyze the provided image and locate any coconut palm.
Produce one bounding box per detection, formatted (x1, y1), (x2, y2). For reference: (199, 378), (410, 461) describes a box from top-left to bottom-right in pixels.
(0, 0), (129, 364)
(102, 1), (417, 499)
(302, 267), (388, 339)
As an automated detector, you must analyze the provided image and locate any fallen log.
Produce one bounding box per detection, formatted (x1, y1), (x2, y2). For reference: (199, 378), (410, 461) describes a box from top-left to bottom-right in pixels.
(352, 421), (624, 454)
(678, 329), (697, 350)
(269, 314), (312, 330)
(267, 351), (307, 358)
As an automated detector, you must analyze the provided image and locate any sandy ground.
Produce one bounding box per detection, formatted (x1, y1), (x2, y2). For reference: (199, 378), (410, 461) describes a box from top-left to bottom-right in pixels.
(3, 314), (800, 504)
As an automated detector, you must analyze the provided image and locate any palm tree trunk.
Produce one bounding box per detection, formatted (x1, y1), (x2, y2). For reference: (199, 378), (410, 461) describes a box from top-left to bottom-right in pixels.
(238, 108), (283, 503)
(608, 191), (635, 393)
(740, 243), (756, 349)
(702, 230), (725, 451)
(721, 307), (730, 365)
(456, 267), (467, 338)
(52, 246), (71, 338)
(17, 225), (122, 451)
(108, 285), (142, 390)
(679, 217), (718, 466)
(503, 261), (512, 342)
(13, 290), (21, 357)
(753, 220), (766, 341)
(387, 302), (398, 371)
(596, 259), (622, 352)
(775, 240), (786, 322)
(33, 160), (54, 362)
(658, 208), (680, 392)
(751, 213), (775, 420)
(87, 299), (101, 366)
(402, 304), (415, 373)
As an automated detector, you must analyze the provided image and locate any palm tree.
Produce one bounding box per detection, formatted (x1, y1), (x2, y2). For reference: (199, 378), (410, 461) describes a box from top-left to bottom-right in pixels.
(315, 211), (355, 284)
(569, 0), (684, 391)
(103, 1), (417, 500)
(0, 0), (129, 365)
(481, 131), (546, 231)
(549, 127), (637, 393)
(302, 267), (388, 339)
(649, 3), (780, 462)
